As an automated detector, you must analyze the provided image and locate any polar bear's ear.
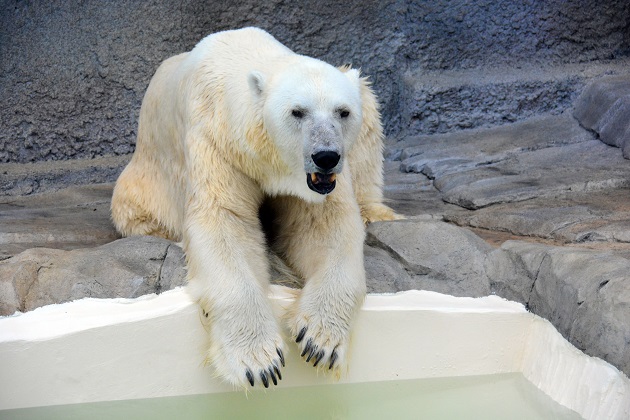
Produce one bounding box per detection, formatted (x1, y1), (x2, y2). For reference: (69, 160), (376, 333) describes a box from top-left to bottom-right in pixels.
(248, 71), (265, 97)
(343, 68), (361, 89)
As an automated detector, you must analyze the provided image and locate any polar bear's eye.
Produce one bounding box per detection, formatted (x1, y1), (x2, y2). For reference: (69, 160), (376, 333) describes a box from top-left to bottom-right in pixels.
(339, 109), (350, 119)
(291, 109), (304, 119)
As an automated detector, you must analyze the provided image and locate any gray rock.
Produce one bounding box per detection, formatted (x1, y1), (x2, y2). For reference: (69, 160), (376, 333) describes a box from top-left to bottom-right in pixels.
(446, 190), (630, 245)
(484, 240), (630, 376)
(0, 236), (185, 315)
(528, 247), (630, 375)
(366, 220), (492, 297)
(0, 155), (129, 196)
(572, 272), (630, 376)
(398, 113), (592, 174)
(439, 140), (630, 209)
(401, 66), (580, 136)
(159, 244), (187, 292)
(0, 184), (121, 260)
(574, 75), (630, 158)
(485, 241), (551, 304)
(382, 161), (465, 219)
(364, 245), (410, 293)
(3, 1), (630, 162)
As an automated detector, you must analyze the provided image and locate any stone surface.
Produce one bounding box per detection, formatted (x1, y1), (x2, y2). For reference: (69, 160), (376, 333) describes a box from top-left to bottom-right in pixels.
(398, 114), (630, 210)
(390, 113), (630, 250)
(485, 241), (630, 375)
(438, 140), (630, 209)
(399, 60), (630, 136)
(445, 190), (630, 245)
(366, 220), (492, 297)
(3, 1), (630, 162)
(0, 184), (120, 260)
(398, 112), (593, 174)
(381, 161), (464, 219)
(0, 155), (128, 196)
(528, 248), (630, 376)
(378, 110), (630, 376)
(0, 236), (186, 315)
(485, 241), (550, 304)
(574, 75), (630, 159)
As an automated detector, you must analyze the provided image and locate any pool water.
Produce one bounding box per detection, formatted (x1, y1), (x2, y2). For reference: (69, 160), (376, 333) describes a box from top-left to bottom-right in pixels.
(0, 373), (581, 420)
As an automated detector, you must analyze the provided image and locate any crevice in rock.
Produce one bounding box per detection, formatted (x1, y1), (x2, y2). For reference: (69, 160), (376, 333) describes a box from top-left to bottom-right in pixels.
(442, 216), (563, 247)
(365, 231), (431, 276)
(525, 252), (549, 310)
(20, 263), (46, 313)
(154, 243), (170, 295)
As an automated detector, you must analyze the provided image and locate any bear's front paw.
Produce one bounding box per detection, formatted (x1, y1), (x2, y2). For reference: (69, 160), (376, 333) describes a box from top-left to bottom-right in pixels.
(207, 311), (286, 389)
(291, 313), (351, 375)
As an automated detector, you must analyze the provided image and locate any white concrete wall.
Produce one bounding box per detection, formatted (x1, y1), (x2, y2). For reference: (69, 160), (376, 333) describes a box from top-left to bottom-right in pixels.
(0, 286), (628, 418)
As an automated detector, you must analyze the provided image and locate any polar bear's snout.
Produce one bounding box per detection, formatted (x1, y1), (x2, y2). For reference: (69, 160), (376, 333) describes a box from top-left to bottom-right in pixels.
(306, 150), (340, 194)
(302, 116), (346, 194)
(312, 150), (340, 171)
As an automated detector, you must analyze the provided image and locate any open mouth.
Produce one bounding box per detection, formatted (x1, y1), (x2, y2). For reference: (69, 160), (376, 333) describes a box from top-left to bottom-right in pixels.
(306, 172), (337, 195)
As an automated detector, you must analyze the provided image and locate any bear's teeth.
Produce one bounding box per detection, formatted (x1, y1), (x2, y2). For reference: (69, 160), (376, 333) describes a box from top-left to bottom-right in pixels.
(310, 173), (318, 184)
(329, 174), (336, 183)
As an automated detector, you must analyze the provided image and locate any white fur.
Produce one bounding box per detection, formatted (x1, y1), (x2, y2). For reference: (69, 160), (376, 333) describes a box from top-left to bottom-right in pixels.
(111, 27), (401, 388)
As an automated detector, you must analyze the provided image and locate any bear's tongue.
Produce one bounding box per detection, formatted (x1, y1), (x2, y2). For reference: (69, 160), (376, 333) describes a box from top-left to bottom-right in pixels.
(306, 172), (336, 195)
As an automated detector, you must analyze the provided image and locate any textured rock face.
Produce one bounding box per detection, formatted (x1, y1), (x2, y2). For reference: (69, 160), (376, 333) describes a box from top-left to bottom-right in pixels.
(527, 248), (630, 375)
(1, 155), (129, 197)
(0, 236), (186, 315)
(0, 184), (120, 259)
(388, 113), (630, 248)
(574, 75), (630, 159)
(486, 242), (630, 375)
(366, 220), (492, 297)
(2, 0), (630, 163)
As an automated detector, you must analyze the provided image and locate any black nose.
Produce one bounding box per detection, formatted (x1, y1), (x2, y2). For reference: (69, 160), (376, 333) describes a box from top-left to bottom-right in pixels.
(311, 151), (340, 171)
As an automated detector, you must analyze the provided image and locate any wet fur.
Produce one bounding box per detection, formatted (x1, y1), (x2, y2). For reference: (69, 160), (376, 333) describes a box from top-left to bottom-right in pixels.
(111, 27), (401, 388)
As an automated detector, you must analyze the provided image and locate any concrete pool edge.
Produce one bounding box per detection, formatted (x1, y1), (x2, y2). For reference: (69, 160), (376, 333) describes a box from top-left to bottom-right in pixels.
(0, 286), (628, 419)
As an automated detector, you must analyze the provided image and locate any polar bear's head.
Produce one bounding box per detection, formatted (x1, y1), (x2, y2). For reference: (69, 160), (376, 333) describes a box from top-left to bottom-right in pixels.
(248, 59), (363, 201)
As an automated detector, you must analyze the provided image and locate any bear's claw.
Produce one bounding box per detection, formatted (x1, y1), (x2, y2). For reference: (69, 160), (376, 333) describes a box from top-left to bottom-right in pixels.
(295, 326), (307, 343)
(273, 365), (282, 381)
(295, 327), (342, 370)
(268, 367), (278, 386)
(260, 370), (269, 388)
(242, 349), (284, 388)
(313, 350), (325, 367)
(246, 369), (255, 387)
(300, 337), (313, 357)
(329, 350), (338, 370)
(277, 347), (285, 367)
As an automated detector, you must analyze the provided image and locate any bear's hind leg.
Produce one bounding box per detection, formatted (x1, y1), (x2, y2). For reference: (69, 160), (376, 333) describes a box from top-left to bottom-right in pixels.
(111, 162), (177, 240)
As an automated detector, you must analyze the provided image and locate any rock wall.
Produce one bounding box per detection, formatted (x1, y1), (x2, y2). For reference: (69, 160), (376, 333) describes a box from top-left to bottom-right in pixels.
(1, 0), (629, 163)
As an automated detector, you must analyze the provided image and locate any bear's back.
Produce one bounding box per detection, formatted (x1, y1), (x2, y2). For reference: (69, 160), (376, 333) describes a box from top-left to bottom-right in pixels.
(190, 27), (294, 72)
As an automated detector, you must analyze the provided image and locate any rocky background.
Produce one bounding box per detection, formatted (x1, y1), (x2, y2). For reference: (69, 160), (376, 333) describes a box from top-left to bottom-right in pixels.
(1, 1), (630, 380)
(2, 0), (630, 163)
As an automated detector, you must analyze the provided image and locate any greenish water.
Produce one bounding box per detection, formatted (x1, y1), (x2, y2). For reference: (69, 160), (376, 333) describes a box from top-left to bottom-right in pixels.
(0, 373), (581, 420)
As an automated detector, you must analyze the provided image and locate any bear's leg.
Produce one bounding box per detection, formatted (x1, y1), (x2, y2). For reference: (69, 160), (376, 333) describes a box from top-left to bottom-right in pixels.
(110, 161), (176, 240)
(184, 172), (285, 389)
(270, 170), (366, 375)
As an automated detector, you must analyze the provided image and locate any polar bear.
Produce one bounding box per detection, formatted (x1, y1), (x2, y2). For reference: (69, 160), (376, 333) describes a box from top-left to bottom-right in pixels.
(111, 27), (401, 388)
